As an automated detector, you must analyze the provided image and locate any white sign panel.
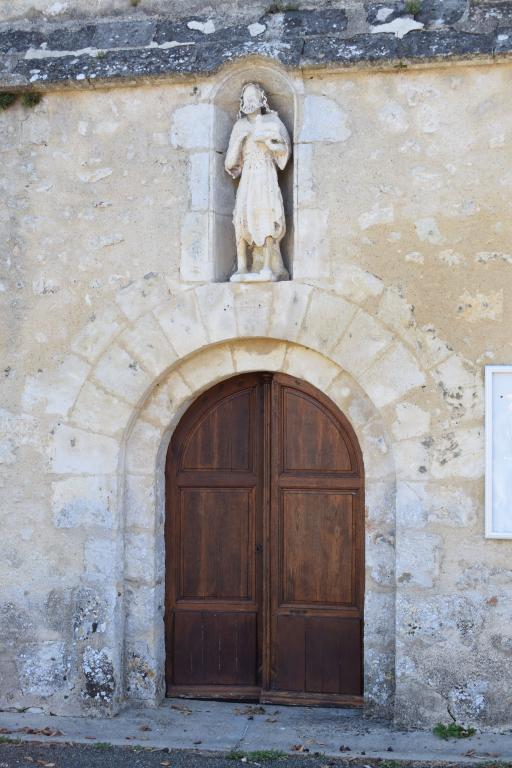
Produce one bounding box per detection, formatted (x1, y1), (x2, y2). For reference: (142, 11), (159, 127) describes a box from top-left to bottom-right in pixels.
(485, 366), (512, 538)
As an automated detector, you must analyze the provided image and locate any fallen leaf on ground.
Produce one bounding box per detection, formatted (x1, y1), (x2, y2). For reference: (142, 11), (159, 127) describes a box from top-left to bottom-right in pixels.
(84, 736), (96, 740)
(160, 761), (171, 766)
(291, 745), (309, 753)
(171, 703), (192, 716)
(265, 717), (278, 723)
(19, 728), (63, 737)
(0, 729), (13, 734)
(339, 745), (351, 752)
(193, 740), (202, 744)
(235, 705), (266, 716)
(139, 724), (152, 731)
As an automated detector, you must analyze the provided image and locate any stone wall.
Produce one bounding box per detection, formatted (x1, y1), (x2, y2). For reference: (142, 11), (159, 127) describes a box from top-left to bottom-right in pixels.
(1, 2), (512, 89)
(2, 51), (512, 727)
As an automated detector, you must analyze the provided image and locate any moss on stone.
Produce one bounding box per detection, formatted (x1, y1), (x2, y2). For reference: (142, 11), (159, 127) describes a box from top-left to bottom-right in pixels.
(0, 92), (17, 110)
(21, 92), (42, 108)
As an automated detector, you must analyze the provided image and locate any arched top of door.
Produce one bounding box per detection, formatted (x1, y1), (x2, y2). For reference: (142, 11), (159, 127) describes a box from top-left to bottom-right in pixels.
(169, 372), (364, 479)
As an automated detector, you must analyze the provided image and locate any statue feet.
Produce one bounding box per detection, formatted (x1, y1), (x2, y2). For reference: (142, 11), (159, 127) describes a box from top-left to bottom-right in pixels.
(230, 268), (280, 283)
(230, 267), (248, 280)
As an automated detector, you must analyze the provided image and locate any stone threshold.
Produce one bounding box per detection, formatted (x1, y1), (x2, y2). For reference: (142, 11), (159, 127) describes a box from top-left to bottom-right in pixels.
(1, 698), (512, 762)
(0, 5), (511, 89)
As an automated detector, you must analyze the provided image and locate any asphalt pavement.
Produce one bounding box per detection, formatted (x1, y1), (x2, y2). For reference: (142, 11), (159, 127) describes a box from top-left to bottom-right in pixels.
(0, 743), (504, 768)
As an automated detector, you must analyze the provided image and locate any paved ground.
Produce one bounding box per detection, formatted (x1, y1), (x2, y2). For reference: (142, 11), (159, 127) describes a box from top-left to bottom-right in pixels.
(0, 743), (508, 768)
(1, 699), (511, 765)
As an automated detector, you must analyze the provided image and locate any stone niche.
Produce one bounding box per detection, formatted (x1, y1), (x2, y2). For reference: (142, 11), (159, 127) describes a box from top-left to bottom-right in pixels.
(181, 63), (297, 282)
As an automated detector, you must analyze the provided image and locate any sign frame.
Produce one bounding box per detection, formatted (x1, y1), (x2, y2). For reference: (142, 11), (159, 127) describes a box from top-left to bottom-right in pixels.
(485, 364), (512, 539)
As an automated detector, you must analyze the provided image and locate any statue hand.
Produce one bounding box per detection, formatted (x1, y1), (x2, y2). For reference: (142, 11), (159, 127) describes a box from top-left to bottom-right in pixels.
(264, 137), (285, 151)
(226, 164), (241, 179)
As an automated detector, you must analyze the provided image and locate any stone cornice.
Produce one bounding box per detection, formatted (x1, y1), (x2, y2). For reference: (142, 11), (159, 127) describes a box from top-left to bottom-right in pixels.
(1, 5), (511, 89)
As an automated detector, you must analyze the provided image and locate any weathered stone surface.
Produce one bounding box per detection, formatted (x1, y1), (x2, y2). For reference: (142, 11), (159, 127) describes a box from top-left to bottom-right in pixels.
(52, 475), (117, 529)
(465, 2), (512, 32)
(154, 291), (208, 357)
(277, 9), (349, 37)
(125, 641), (161, 700)
(22, 354), (91, 417)
(300, 290), (357, 353)
(3, 45), (512, 728)
(91, 20), (156, 50)
(299, 95), (351, 143)
(415, 0), (468, 26)
(81, 646), (115, 705)
(170, 104), (213, 149)
(331, 311), (394, 378)
(125, 474), (157, 531)
(71, 308), (123, 364)
(115, 274), (170, 323)
(120, 314), (178, 380)
(368, 0), (469, 27)
(84, 538), (119, 582)
(396, 530), (443, 588)
(302, 32), (402, 64)
(93, 345), (152, 406)
(48, 425), (119, 475)
(364, 343), (426, 407)
(400, 29), (494, 58)
(270, 282), (313, 342)
(71, 381), (132, 436)
(0, 28), (46, 53)
(195, 283), (237, 343)
(17, 642), (69, 698)
(495, 26), (512, 52)
(231, 338), (287, 374)
(125, 419), (163, 475)
(1, 4), (510, 89)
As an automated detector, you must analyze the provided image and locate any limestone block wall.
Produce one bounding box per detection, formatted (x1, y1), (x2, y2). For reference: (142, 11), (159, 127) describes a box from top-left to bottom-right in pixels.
(2, 59), (512, 727)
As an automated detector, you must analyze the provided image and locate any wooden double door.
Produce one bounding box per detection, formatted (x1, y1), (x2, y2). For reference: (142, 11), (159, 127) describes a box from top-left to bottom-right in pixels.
(165, 372), (364, 706)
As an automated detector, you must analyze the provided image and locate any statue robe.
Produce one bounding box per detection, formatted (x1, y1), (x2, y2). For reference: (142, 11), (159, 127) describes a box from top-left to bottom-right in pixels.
(225, 111), (291, 248)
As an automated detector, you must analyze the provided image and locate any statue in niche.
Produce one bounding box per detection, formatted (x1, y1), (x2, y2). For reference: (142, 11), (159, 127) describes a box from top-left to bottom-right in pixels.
(225, 83), (291, 282)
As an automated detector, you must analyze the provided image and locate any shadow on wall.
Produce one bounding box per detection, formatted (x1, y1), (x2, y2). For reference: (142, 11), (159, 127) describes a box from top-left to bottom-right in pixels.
(212, 64), (296, 281)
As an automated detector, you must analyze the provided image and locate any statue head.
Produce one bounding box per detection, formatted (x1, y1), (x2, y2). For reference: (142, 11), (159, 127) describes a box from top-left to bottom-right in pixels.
(239, 83), (269, 117)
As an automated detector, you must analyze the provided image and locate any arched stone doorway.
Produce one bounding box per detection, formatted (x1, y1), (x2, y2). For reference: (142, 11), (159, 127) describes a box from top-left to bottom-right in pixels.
(164, 371), (365, 706)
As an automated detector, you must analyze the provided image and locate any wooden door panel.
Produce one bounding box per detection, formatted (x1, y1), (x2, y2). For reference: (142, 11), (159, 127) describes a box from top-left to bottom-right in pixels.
(181, 390), (254, 471)
(282, 388), (353, 473)
(274, 615), (362, 695)
(305, 616), (362, 695)
(280, 490), (354, 606)
(178, 488), (254, 601)
(274, 614), (305, 691)
(173, 611), (258, 686)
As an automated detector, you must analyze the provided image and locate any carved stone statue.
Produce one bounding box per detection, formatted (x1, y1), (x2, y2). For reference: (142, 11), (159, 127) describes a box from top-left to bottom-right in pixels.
(225, 83), (291, 282)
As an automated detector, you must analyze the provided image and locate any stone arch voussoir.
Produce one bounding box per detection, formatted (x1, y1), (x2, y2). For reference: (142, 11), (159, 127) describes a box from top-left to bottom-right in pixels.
(52, 279), (465, 717)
